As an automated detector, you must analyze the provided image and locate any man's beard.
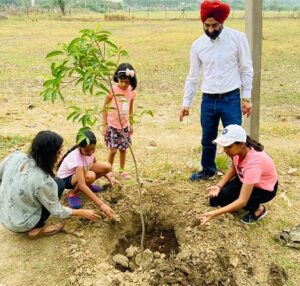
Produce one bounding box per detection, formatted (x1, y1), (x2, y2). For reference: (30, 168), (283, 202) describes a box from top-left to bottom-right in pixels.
(205, 26), (223, 40)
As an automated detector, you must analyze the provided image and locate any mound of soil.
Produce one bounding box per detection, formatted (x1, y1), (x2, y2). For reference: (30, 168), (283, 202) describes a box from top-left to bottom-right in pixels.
(61, 181), (277, 286)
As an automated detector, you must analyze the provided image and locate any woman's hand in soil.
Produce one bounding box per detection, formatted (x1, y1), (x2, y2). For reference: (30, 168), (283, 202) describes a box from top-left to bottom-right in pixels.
(100, 203), (115, 219)
(199, 211), (216, 226)
(80, 210), (100, 221)
(206, 185), (221, 198)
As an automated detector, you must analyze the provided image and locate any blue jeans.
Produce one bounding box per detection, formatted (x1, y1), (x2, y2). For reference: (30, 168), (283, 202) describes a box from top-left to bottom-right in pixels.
(200, 89), (242, 174)
(34, 177), (65, 228)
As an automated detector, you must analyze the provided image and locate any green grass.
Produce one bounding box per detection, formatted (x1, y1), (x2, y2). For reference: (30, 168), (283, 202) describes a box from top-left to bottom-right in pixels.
(0, 135), (31, 158)
(0, 13), (299, 285)
(216, 154), (230, 173)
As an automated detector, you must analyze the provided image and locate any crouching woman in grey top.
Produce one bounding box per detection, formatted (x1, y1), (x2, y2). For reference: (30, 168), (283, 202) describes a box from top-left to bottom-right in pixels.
(0, 131), (100, 239)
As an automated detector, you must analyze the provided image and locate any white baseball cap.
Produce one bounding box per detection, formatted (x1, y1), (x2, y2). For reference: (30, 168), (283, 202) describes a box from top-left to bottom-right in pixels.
(213, 124), (247, 147)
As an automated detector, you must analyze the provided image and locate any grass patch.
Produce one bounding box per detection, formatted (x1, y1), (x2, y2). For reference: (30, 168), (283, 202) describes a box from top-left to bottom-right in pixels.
(0, 135), (31, 158)
(216, 154), (230, 173)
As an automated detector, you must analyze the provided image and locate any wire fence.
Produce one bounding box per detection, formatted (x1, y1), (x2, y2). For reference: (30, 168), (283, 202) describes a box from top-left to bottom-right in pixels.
(1, 7), (299, 21)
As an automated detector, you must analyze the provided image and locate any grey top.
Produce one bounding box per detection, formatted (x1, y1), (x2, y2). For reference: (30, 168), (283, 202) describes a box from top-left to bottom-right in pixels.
(0, 152), (72, 232)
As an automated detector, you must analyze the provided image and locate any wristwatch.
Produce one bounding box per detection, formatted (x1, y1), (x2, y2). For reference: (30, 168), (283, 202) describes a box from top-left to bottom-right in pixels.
(242, 98), (251, 103)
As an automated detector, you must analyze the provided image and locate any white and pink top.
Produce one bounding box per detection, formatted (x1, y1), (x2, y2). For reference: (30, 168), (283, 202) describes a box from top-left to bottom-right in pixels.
(106, 85), (136, 130)
(57, 148), (94, 179)
(232, 148), (278, 192)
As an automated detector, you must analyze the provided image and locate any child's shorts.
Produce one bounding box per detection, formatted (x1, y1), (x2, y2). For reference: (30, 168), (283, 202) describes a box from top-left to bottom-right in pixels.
(62, 175), (75, 189)
(105, 126), (131, 150)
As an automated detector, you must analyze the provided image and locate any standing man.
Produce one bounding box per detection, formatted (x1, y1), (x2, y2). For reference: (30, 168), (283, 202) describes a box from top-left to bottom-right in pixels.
(180, 0), (253, 181)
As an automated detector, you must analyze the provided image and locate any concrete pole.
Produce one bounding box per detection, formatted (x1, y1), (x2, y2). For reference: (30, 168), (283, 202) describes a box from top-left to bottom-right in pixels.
(245, 0), (263, 141)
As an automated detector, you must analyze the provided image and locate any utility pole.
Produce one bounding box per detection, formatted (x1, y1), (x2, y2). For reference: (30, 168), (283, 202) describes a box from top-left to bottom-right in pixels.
(245, 0), (263, 141)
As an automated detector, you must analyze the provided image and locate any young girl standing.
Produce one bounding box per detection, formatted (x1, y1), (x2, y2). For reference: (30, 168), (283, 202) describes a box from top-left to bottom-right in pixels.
(102, 63), (137, 179)
(57, 129), (115, 218)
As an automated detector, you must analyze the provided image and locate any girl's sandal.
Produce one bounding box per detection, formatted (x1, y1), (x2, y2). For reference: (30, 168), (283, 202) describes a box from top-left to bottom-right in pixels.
(66, 192), (82, 209)
(89, 184), (105, 193)
(120, 172), (131, 180)
(28, 222), (64, 240)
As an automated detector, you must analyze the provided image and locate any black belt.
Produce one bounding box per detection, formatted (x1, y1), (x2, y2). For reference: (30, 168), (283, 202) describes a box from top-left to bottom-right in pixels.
(204, 88), (240, 98)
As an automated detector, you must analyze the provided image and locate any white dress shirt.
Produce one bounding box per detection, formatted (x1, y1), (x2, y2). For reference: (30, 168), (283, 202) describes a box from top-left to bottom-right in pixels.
(183, 27), (253, 107)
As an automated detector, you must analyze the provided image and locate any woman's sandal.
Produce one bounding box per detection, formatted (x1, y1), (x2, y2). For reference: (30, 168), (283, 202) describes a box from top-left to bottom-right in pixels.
(28, 222), (64, 240)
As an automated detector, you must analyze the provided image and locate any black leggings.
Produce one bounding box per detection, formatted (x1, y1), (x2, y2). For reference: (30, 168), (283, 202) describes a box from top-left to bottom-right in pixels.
(34, 177), (65, 228)
(209, 176), (278, 213)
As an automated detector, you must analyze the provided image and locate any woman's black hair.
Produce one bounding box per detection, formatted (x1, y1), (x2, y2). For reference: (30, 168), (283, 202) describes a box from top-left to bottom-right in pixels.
(29, 131), (63, 177)
(242, 135), (264, 152)
(113, 62), (137, 90)
(56, 129), (97, 170)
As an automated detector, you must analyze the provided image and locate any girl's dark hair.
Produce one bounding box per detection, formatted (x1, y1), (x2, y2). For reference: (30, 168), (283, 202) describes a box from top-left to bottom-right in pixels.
(245, 135), (264, 151)
(29, 130), (63, 177)
(57, 129), (97, 170)
(113, 62), (137, 90)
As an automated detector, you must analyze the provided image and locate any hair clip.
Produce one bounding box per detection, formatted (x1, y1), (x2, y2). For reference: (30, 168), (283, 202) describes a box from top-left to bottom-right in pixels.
(118, 69), (135, 78)
(126, 68), (135, 77)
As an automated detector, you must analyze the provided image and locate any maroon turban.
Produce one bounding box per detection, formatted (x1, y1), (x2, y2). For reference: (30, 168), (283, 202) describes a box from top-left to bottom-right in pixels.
(200, 0), (230, 24)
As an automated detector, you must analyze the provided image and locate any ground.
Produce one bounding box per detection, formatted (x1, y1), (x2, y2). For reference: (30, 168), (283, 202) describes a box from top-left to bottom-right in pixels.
(0, 13), (300, 286)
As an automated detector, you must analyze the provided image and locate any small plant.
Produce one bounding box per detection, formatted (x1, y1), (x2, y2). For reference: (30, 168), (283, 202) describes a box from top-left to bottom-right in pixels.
(216, 154), (230, 173)
(41, 28), (152, 251)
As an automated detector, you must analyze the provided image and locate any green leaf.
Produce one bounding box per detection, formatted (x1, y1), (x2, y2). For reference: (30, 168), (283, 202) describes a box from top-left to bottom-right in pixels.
(72, 113), (82, 122)
(141, 110), (154, 117)
(119, 49), (129, 57)
(77, 134), (88, 145)
(76, 126), (92, 145)
(75, 68), (85, 77)
(97, 30), (111, 36)
(105, 40), (118, 51)
(58, 90), (65, 102)
(129, 116), (137, 126)
(42, 89), (53, 101)
(46, 50), (64, 59)
(99, 83), (110, 94)
(67, 37), (81, 53)
(95, 91), (107, 97)
(105, 61), (117, 68)
(67, 110), (80, 121)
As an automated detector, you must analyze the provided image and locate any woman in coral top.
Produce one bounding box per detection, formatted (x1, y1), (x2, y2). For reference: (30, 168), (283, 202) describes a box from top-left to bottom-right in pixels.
(199, 124), (278, 225)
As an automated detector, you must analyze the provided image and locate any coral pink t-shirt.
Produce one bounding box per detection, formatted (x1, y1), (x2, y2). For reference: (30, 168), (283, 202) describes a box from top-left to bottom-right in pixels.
(106, 85), (136, 130)
(232, 148), (278, 191)
(57, 148), (95, 179)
